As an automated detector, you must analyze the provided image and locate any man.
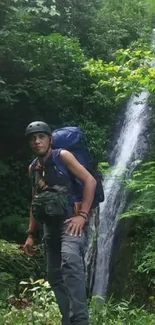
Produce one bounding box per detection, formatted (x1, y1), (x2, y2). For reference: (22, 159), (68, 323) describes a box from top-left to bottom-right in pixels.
(23, 121), (97, 325)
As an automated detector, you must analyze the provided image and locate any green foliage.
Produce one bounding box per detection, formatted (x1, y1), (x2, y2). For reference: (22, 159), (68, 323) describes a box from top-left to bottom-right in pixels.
(52, 0), (154, 59)
(0, 240), (44, 285)
(0, 272), (16, 302)
(0, 0), (154, 314)
(1, 240), (155, 324)
(116, 162), (155, 302)
(0, 300), (60, 325)
(134, 227), (155, 279)
(0, 160), (9, 176)
(19, 278), (55, 300)
(1, 0), (59, 34)
(120, 162), (155, 219)
(0, 31), (85, 111)
(1, 286), (155, 325)
(123, 224), (155, 308)
(2, 0), (153, 61)
(89, 296), (155, 324)
(0, 23), (117, 162)
(0, 160), (30, 241)
(86, 0), (153, 59)
(84, 46), (155, 103)
(0, 0), (152, 166)
(0, 278), (60, 324)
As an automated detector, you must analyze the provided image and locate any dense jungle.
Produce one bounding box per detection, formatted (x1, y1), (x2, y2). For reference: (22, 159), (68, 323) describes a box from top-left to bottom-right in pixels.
(0, 0), (155, 324)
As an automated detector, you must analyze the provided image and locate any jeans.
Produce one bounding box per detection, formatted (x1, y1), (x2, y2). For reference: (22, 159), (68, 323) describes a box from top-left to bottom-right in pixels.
(43, 219), (89, 325)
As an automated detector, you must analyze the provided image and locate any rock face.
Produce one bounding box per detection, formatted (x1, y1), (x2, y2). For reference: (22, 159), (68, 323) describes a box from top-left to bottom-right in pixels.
(84, 206), (99, 297)
(106, 217), (136, 298)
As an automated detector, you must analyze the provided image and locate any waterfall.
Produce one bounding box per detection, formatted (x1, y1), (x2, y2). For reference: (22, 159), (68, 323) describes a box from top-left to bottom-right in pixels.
(92, 91), (149, 296)
(82, 29), (155, 297)
(92, 29), (155, 296)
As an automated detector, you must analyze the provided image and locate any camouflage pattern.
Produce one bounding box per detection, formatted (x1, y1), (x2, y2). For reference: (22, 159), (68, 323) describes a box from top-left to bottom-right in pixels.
(32, 190), (68, 222)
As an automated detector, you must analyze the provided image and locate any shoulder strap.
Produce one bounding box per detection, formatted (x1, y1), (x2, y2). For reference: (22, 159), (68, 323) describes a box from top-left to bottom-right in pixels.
(52, 149), (83, 189)
(28, 158), (39, 191)
(52, 149), (70, 178)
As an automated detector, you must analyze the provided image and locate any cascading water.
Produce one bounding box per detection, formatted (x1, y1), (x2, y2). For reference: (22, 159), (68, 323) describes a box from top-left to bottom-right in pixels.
(85, 29), (155, 297)
(92, 29), (155, 296)
(92, 91), (149, 296)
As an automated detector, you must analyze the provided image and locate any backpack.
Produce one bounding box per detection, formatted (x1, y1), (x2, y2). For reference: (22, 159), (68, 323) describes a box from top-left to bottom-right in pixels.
(51, 126), (104, 208)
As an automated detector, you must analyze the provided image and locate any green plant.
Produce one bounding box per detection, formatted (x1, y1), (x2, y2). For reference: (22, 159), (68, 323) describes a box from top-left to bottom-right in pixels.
(89, 296), (155, 324)
(119, 162), (155, 219)
(0, 240), (44, 291)
(84, 46), (155, 103)
(0, 278), (60, 325)
(1, 279), (155, 325)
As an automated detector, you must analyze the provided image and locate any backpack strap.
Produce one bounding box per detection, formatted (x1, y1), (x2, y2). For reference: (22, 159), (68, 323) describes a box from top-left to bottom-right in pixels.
(28, 158), (40, 193)
(52, 149), (83, 185)
(52, 149), (69, 177)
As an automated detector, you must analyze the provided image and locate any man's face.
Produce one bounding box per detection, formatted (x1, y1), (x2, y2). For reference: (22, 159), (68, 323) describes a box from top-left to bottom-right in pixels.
(29, 133), (51, 156)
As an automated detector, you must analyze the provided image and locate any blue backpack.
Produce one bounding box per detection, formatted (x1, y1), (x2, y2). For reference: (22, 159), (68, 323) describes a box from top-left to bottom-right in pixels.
(51, 126), (104, 208)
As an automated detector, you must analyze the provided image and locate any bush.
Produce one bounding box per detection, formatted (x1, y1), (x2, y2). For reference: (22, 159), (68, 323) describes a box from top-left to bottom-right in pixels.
(1, 284), (155, 325)
(0, 240), (44, 294)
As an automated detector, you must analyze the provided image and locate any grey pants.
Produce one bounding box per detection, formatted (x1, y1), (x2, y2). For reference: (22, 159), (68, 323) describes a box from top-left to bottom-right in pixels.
(43, 220), (89, 325)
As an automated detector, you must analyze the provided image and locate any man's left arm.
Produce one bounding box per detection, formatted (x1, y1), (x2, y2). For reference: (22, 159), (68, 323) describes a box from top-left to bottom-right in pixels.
(60, 150), (97, 236)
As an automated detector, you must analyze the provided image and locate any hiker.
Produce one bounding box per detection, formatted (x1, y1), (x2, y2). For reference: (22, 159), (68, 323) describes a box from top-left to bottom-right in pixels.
(23, 121), (102, 325)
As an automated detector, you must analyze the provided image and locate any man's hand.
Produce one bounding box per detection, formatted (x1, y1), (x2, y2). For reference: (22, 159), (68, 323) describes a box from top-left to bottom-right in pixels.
(64, 216), (86, 237)
(23, 236), (36, 256)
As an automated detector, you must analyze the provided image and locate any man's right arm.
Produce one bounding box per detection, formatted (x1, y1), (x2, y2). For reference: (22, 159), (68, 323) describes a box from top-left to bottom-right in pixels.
(23, 204), (37, 256)
(24, 165), (37, 255)
(27, 163), (38, 235)
(27, 205), (37, 236)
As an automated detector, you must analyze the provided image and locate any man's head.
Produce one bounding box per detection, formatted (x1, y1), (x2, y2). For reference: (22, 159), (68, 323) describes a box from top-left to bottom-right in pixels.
(25, 121), (51, 156)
